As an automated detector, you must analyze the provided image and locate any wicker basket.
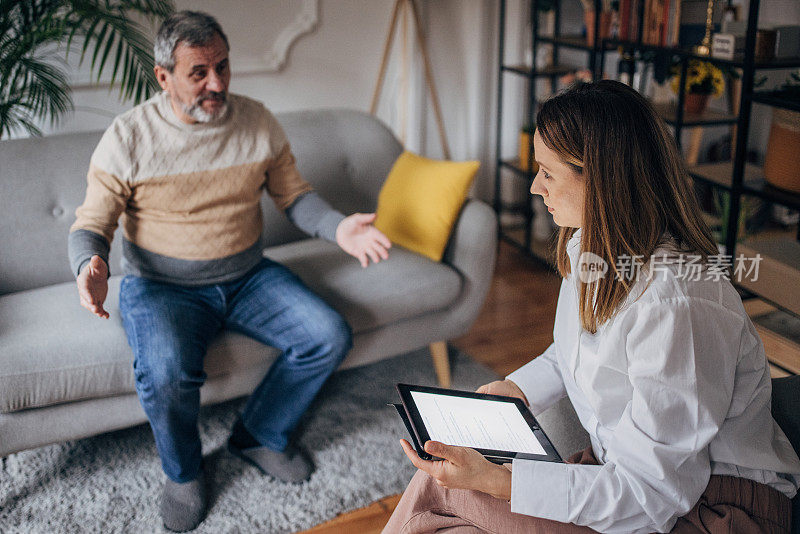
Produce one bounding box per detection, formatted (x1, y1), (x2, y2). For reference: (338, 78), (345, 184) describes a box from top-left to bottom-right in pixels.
(764, 108), (800, 194)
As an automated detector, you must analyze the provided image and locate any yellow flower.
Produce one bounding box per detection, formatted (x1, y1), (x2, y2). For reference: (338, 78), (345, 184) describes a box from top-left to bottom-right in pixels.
(671, 60), (725, 97)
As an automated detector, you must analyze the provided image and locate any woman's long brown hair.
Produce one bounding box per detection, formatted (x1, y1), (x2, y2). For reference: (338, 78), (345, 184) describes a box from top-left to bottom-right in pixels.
(537, 80), (718, 333)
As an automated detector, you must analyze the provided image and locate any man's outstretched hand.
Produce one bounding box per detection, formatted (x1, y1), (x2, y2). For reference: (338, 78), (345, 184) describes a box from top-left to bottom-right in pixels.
(77, 255), (110, 319)
(335, 213), (392, 268)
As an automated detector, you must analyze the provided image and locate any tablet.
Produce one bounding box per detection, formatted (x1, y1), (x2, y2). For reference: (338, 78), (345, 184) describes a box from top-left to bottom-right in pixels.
(395, 383), (562, 464)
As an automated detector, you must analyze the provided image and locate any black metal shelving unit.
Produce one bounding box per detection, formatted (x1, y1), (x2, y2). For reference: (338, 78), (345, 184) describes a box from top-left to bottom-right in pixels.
(597, 0), (800, 321)
(495, 0), (800, 320)
(494, 0), (606, 266)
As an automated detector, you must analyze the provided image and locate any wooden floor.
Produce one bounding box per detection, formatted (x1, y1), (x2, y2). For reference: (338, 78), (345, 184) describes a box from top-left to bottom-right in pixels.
(300, 241), (800, 534)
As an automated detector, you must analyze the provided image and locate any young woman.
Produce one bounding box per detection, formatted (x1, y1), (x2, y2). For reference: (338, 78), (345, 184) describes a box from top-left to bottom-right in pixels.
(383, 80), (800, 534)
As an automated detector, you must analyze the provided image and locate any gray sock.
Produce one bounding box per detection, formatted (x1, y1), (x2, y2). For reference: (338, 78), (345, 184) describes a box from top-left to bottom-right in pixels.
(228, 439), (314, 483)
(160, 471), (207, 532)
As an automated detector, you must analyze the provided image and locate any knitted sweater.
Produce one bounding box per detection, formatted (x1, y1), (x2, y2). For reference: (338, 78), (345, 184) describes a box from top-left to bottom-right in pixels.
(68, 91), (343, 285)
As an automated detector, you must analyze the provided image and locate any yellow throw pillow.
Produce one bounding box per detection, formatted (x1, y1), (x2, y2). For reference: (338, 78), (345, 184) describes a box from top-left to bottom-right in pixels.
(375, 151), (480, 261)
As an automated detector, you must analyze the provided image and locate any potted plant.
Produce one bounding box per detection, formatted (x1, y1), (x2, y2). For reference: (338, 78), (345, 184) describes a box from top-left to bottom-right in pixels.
(1, 0), (174, 139)
(712, 190), (750, 252)
(670, 59), (725, 115)
(764, 70), (800, 194)
(519, 124), (537, 172)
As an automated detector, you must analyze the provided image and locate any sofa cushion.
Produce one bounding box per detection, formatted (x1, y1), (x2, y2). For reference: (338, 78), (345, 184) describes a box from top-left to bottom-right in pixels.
(264, 239), (462, 332)
(374, 151), (479, 261)
(0, 278), (279, 414)
(0, 239), (461, 413)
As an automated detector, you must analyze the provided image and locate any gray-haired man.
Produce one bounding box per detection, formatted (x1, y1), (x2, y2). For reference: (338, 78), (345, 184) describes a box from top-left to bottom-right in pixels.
(68, 10), (391, 532)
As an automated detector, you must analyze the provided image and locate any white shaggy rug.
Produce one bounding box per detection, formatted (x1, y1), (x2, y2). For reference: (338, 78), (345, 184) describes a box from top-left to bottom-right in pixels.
(0, 347), (499, 533)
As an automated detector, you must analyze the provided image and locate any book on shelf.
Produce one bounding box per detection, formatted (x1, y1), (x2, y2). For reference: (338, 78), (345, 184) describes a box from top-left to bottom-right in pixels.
(618, 0), (679, 46)
(619, 0), (631, 40)
(615, 0), (725, 49)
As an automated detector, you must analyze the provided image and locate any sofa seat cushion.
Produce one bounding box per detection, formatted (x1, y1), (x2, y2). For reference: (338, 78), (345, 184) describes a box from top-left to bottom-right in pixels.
(0, 239), (461, 413)
(264, 239), (462, 333)
(0, 278), (279, 413)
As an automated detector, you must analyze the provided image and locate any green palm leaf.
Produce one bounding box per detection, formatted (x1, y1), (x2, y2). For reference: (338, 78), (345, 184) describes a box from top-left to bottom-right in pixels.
(0, 0), (174, 139)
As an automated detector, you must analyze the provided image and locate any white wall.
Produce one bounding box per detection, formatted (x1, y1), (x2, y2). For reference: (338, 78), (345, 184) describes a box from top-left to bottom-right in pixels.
(14, 0), (800, 203)
(25, 0), (505, 202)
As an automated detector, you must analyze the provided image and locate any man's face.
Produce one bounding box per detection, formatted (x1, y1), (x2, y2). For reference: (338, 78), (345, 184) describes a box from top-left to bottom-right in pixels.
(155, 33), (231, 124)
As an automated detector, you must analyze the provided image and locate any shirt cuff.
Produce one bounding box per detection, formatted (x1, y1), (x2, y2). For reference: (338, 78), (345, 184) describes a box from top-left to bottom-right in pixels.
(506, 359), (565, 416)
(510, 459), (570, 522)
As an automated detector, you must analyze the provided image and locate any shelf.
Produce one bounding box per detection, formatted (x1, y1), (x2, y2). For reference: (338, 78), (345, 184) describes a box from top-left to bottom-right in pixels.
(500, 225), (556, 268)
(751, 91), (800, 114)
(689, 162), (762, 191)
(499, 158), (537, 179)
(653, 102), (738, 127)
(497, 200), (530, 215)
(771, 364), (792, 378)
(744, 181), (800, 211)
(748, 56), (800, 71)
(604, 38), (683, 57)
(737, 238), (800, 317)
(537, 34), (615, 51)
(604, 39), (800, 70)
(690, 162), (800, 210)
(501, 63), (579, 78)
(745, 299), (800, 375)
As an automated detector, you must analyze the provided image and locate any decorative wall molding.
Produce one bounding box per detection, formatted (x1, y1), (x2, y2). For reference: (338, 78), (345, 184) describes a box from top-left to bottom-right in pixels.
(69, 0), (319, 87)
(234, 0), (319, 74)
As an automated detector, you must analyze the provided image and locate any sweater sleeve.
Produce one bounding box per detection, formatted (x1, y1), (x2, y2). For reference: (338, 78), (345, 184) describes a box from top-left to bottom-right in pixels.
(68, 119), (133, 277)
(285, 191), (345, 242)
(262, 110), (314, 210)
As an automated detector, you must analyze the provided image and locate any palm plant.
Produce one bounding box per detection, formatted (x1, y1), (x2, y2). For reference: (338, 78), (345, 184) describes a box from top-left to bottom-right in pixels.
(0, 0), (174, 138)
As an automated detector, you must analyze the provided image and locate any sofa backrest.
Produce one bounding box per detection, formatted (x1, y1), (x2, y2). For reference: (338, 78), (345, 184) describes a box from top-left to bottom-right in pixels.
(0, 108), (402, 296)
(259, 109), (402, 247)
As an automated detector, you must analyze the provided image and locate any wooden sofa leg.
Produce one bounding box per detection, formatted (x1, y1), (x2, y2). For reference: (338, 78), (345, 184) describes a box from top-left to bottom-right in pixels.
(429, 341), (451, 388)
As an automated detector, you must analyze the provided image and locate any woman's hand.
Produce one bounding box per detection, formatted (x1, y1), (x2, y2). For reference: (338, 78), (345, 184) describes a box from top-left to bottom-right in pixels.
(476, 379), (529, 406)
(400, 439), (512, 501)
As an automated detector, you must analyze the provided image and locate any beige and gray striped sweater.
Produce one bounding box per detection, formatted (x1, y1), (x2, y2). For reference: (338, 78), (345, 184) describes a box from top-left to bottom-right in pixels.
(68, 91), (340, 285)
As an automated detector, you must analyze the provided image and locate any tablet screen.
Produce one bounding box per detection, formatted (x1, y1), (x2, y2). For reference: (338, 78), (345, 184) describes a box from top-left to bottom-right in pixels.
(409, 390), (546, 455)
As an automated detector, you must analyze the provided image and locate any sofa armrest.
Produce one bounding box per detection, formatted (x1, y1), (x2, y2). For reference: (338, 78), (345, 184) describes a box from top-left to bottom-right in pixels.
(439, 199), (498, 335)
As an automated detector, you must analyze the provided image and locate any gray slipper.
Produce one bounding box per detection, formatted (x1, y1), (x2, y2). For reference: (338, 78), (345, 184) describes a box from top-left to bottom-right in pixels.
(160, 470), (207, 532)
(227, 439), (314, 483)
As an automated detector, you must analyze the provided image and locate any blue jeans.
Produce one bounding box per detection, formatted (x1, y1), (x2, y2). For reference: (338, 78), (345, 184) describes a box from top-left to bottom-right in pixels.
(119, 259), (352, 483)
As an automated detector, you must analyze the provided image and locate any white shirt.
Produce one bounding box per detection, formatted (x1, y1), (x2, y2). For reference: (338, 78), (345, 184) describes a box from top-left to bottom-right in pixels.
(507, 231), (800, 533)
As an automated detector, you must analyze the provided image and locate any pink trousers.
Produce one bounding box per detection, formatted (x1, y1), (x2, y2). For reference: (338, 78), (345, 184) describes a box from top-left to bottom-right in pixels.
(382, 447), (791, 534)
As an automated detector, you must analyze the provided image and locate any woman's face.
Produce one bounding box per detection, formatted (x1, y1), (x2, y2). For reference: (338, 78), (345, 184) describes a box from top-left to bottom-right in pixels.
(531, 130), (585, 228)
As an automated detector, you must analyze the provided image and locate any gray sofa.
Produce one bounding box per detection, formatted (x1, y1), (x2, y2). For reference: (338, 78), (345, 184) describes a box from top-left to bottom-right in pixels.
(0, 109), (498, 457)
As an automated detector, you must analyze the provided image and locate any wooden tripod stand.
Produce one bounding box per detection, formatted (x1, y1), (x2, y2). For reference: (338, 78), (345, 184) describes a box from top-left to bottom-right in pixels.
(370, 0), (451, 160)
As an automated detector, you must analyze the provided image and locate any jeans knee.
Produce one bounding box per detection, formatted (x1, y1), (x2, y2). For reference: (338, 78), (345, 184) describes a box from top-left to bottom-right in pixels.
(296, 311), (352, 367)
(324, 313), (352, 362)
(134, 357), (204, 403)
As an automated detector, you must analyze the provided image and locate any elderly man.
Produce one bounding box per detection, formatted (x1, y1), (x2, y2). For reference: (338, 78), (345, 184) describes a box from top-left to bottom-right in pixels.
(68, 10), (391, 532)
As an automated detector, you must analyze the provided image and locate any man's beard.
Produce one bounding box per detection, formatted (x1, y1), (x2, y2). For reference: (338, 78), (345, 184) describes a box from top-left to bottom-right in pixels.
(178, 91), (228, 123)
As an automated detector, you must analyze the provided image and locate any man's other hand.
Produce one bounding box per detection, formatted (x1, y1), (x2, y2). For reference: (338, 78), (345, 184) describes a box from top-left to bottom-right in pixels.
(335, 213), (391, 268)
(77, 255), (110, 319)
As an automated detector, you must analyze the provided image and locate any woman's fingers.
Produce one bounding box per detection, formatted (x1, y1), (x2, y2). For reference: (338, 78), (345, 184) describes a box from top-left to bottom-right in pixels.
(400, 439), (435, 472)
(424, 441), (463, 465)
